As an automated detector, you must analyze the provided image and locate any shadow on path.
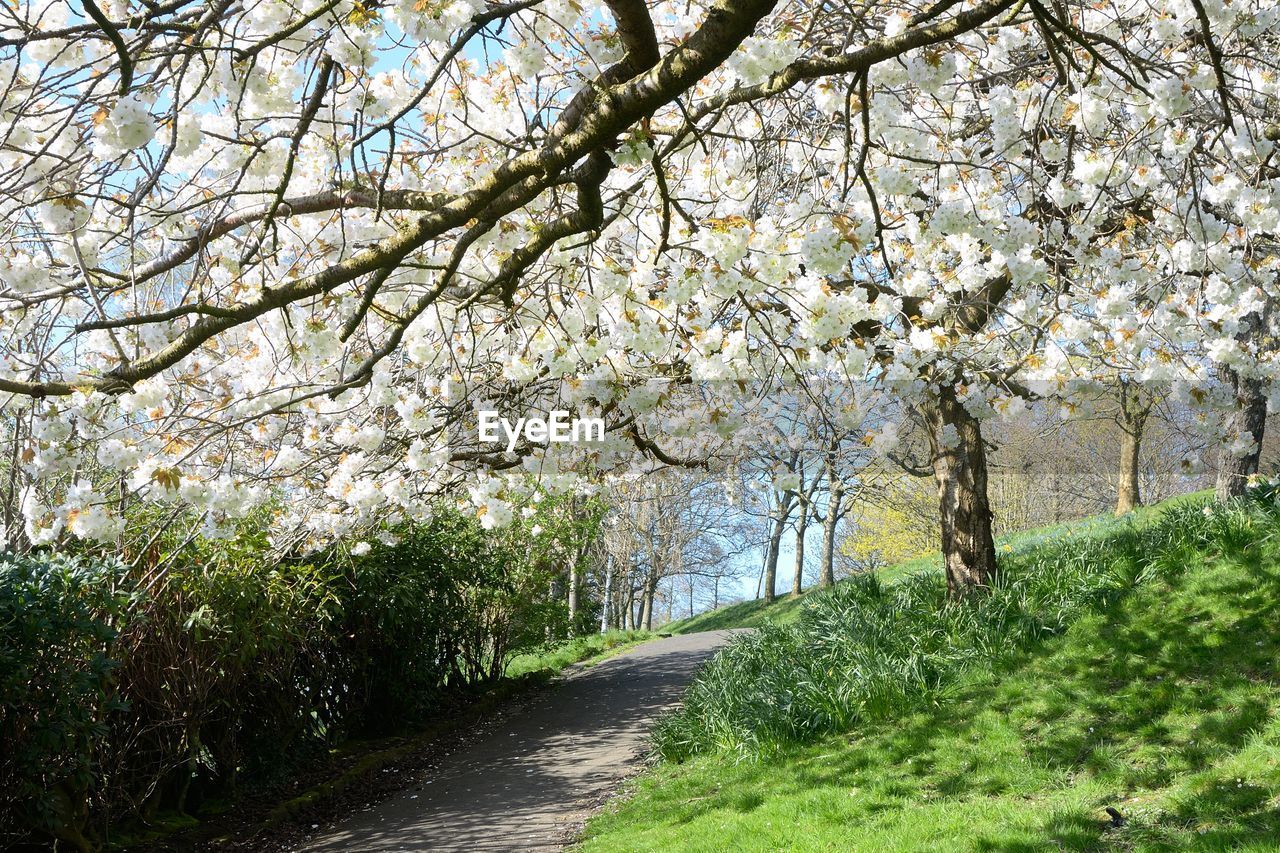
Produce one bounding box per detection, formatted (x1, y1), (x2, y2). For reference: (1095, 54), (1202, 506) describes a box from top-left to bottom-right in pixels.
(298, 630), (738, 852)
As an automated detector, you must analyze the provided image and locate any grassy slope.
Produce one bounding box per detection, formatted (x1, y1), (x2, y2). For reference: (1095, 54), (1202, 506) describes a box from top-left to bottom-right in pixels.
(665, 495), (1204, 636)
(665, 593), (810, 634)
(585, 492), (1280, 850)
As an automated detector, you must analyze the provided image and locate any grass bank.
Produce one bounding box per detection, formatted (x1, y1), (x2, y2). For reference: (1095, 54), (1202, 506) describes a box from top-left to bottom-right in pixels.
(584, 490), (1280, 850)
(664, 594), (810, 634)
(664, 494), (1208, 638)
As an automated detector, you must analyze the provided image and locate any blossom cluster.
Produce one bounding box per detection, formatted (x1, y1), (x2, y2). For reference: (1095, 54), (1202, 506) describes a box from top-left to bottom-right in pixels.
(0, 0), (1278, 551)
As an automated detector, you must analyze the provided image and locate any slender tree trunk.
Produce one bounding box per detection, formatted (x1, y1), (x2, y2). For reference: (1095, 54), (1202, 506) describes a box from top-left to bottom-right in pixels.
(791, 510), (807, 596)
(1216, 366), (1268, 501)
(1114, 378), (1151, 516)
(763, 517), (782, 604)
(763, 546), (778, 603)
(820, 485), (842, 588)
(1115, 424), (1142, 515)
(640, 571), (656, 631)
(762, 492), (793, 604)
(642, 543), (660, 630)
(3, 418), (20, 552)
(924, 384), (998, 599)
(599, 565), (612, 634)
(567, 562), (579, 619)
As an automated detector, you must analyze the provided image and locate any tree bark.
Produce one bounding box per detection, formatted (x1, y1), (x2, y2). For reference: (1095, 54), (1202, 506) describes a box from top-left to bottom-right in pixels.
(762, 493), (792, 604)
(791, 509), (808, 596)
(640, 571), (656, 631)
(3, 416), (22, 552)
(924, 384), (998, 599)
(1114, 378), (1151, 516)
(1216, 366), (1268, 501)
(820, 484), (842, 588)
(762, 530), (779, 604)
(623, 569), (636, 629)
(1115, 425), (1142, 515)
(567, 561), (579, 628)
(599, 564), (612, 633)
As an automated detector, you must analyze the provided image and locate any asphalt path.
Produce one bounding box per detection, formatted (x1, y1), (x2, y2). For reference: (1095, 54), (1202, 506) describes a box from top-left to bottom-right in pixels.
(298, 630), (738, 852)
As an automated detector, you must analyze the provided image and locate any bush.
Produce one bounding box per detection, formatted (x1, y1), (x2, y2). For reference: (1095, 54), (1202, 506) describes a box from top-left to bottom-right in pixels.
(1, 501), (597, 847)
(655, 491), (1274, 761)
(338, 507), (569, 734)
(0, 552), (134, 850)
(104, 550), (342, 822)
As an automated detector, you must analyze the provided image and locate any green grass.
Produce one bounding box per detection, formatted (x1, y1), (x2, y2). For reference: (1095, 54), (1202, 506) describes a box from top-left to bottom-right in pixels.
(665, 593), (810, 634)
(582, 490), (1280, 850)
(505, 629), (654, 678)
(667, 492), (1214, 635)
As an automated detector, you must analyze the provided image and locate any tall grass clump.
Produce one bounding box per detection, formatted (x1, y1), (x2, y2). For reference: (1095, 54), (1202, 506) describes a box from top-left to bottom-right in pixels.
(655, 490), (1275, 761)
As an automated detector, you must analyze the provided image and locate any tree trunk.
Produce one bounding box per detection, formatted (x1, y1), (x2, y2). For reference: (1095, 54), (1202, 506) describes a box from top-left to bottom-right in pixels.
(762, 492), (793, 604)
(763, 545), (778, 603)
(3, 418), (20, 552)
(1216, 366), (1268, 501)
(1114, 378), (1151, 516)
(924, 384), (998, 599)
(763, 516), (782, 604)
(820, 485), (842, 588)
(599, 566), (612, 633)
(1115, 425), (1142, 515)
(567, 561), (579, 629)
(791, 510), (807, 595)
(640, 570), (657, 631)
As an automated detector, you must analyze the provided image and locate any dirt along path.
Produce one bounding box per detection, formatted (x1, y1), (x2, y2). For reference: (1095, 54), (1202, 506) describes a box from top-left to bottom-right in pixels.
(297, 630), (738, 852)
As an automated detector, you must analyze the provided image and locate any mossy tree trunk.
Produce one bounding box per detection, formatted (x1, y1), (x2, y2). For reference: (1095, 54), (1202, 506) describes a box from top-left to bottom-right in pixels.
(819, 488), (842, 588)
(923, 384), (998, 599)
(1114, 379), (1151, 516)
(1116, 427), (1142, 515)
(1216, 366), (1268, 501)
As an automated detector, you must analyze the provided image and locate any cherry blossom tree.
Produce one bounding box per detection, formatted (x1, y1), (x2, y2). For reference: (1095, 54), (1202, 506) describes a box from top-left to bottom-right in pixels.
(2, 0), (1278, 597)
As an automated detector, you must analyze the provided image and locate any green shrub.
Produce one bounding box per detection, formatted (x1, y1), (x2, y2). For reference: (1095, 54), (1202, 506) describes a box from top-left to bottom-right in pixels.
(655, 491), (1272, 761)
(105, 550), (343, 818)
(332, 504), (576, 734)
(2, 497), (600, 846)
(0, 552), (135, 849)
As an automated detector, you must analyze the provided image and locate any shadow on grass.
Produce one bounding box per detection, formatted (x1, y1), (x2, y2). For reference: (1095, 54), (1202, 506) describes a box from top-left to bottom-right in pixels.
(971, 812), (1100, 852)
(630, 522), (1280, 850)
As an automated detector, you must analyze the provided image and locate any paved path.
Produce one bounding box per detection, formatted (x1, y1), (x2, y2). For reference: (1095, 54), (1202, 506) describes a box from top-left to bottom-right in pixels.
(299, 630), (737, 852)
